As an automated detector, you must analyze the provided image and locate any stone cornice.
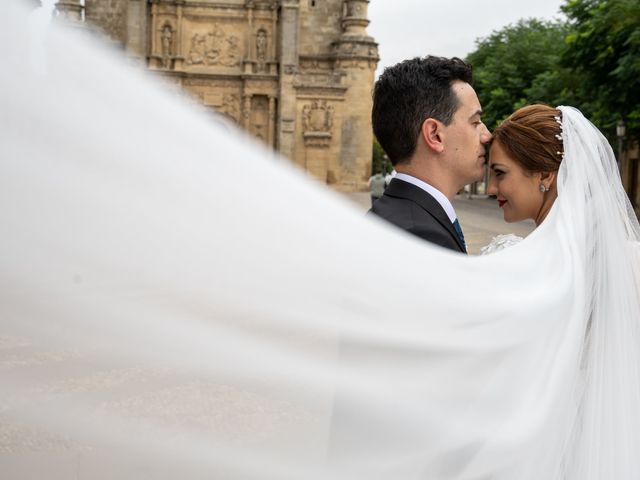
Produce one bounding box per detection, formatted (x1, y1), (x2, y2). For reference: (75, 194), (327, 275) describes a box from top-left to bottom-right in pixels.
(150, 69), (277, 83)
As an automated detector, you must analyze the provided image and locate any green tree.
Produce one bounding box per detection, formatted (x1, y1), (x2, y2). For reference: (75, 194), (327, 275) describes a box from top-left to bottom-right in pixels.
(371, 137), (390, 175)
(466, 19), (573, 129)
(562, 0), (640, 140)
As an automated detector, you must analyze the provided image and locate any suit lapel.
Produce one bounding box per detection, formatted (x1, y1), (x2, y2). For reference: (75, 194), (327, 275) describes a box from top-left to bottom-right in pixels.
(385, 179), (466, 252)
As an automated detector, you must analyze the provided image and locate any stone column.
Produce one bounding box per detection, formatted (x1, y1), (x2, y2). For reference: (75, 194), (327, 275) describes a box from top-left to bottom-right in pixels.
(246, 2), (254, 59)
(55, 0), (83, 22)
(125, 0), (148, 66)
(268, 96), (276, 148)
(270, 3), (278, 60)
(242, 94), (252, 129)
(243, 2), (255, 74)
(175, 1), (184, 69)
(276, 0), (299, 159)
(341, 0), (370, 36)
(150, 1), (158, 60)
(332, 0), (378, 190)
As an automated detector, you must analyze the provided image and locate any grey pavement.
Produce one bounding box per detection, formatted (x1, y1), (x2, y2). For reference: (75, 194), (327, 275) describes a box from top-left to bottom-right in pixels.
(342, 192), (535, 255)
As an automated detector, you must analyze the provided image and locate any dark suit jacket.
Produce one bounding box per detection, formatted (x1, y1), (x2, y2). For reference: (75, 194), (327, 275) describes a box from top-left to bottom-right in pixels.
(368, 178), (466, 253)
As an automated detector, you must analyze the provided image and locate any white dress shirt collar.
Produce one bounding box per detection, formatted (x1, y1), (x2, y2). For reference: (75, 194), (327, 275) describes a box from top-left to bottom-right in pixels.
(393, 173), (457, 223)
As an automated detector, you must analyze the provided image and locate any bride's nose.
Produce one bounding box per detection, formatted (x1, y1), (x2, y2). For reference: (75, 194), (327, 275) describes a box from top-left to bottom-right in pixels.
(487, 174), (498, 196)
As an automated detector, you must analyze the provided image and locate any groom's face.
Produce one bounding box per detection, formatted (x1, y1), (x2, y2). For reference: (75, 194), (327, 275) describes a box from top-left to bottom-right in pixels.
(441, 82), (491, 186)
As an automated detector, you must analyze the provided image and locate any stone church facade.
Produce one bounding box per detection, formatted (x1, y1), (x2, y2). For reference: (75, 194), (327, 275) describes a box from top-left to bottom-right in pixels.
(55, 0), (379, 191)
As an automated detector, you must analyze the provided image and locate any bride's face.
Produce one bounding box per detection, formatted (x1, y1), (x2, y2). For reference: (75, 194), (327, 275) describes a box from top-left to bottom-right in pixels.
(487, 141), (544, 223)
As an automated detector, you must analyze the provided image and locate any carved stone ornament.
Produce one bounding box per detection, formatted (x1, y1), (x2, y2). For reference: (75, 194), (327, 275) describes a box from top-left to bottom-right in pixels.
(256, 29), (267, 62)
(302, 100), (334, 148)
(219, 94), (240, 123)
(303, 131), (332, 148)
(186, 24), (242, 67)
(346, 0), (364, 17)
(160, 23), (173, 69)
(302, 100), (334, 134)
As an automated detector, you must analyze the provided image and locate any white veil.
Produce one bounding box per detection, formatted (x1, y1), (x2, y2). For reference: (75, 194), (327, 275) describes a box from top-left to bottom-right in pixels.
(2, 2), (639, 479)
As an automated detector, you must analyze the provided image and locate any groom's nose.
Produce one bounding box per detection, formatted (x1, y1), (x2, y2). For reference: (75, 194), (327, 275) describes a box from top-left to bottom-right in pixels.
(480, 124), (492, 144)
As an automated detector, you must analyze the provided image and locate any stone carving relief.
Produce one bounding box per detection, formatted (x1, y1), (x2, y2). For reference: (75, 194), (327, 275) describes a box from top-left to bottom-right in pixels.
(300, 58), (332, 71)
(160, 23), (174, 69)
(219, 94), (240, 123)
(302, 100), (334, 134)
(345, 0), (363, 16)
(256, 29), (268, 61)
(254, 28), (269, 73)
(77, 0), (377, 189)
(186, 24), (242, 67)
(302, 99), (334, 148)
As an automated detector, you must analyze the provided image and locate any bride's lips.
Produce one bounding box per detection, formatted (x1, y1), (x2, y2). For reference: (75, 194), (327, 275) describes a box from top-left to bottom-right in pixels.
(498, 199), (507, 208)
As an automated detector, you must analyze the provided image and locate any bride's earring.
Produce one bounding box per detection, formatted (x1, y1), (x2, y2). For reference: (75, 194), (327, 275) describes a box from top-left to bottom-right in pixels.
(539, 184), (548, 193)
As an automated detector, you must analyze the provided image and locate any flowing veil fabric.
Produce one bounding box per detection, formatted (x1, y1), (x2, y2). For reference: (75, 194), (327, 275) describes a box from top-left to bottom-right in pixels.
(1, 3), (639, 479)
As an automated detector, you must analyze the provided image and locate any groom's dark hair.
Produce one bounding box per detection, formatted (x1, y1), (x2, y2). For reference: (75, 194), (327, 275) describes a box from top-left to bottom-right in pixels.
(372, 56), (473, 166)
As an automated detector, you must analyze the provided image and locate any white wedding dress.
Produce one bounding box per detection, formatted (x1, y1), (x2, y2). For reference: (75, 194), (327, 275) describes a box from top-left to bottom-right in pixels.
(1, 2), (640, 479)
(480, 233), (523, 254)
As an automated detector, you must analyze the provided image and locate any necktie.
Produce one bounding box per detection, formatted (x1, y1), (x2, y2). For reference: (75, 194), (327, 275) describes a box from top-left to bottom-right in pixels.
(452, 218), (466, 251)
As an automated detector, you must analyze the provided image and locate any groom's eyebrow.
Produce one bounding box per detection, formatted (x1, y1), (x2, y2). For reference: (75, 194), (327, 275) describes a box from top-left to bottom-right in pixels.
(470, 109), (482, 119)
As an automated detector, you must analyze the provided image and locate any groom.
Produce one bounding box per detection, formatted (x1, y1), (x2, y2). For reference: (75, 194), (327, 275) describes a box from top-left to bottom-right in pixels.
(369, 56), (491, 253)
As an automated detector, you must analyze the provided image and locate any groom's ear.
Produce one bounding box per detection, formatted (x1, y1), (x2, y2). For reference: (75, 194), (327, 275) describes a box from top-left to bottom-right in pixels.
(421, 118), (445, 153)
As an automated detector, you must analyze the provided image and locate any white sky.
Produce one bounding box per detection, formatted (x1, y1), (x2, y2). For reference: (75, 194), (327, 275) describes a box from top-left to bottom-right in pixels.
(368, 0), (566, 78)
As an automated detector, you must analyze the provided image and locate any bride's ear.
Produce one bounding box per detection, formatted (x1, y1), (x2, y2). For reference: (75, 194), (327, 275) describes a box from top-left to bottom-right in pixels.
(539, 170), (557, 191)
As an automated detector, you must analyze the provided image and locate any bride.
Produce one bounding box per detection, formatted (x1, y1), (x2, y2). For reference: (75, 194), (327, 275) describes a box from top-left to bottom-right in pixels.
(481, 104), (574, 254)
(481, 103), (640, 476)
(2, 2), (640, 479)
(488, 104), (562, 227)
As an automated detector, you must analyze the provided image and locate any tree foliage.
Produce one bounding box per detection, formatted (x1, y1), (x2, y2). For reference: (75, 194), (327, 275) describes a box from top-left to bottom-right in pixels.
(562, 0), (640, 139)
(371, 137), (391, 175)
(466, 19), (573, 130)
(465, 2), (640, 142)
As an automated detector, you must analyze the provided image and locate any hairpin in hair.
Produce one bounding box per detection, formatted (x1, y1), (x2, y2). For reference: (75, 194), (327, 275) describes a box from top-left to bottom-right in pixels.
(554, 112), (565, 161)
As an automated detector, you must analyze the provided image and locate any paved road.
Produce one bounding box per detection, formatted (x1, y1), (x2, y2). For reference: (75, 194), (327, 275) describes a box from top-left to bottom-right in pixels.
(342, 192), (535, 254)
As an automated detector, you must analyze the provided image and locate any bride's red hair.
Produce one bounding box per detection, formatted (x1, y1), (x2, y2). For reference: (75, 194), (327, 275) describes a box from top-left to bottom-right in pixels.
(491, 104), (563, 173)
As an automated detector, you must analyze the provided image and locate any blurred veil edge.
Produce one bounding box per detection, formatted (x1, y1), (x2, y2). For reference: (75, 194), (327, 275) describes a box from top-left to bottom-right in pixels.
(2, 2), (640, 480)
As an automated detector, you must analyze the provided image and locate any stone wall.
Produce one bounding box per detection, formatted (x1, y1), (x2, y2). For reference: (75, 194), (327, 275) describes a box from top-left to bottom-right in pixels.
(85, 0), (128, 43)
(60, 0), (378, 191)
